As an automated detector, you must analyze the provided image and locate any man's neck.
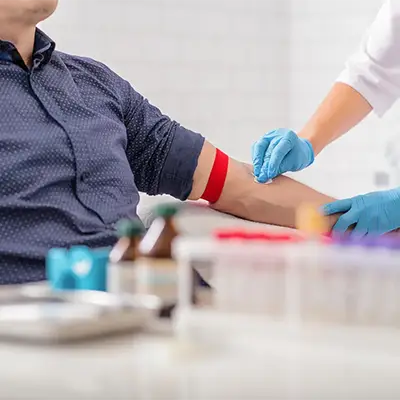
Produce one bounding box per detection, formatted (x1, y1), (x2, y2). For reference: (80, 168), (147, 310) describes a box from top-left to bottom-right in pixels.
(0, 25), (36, 67)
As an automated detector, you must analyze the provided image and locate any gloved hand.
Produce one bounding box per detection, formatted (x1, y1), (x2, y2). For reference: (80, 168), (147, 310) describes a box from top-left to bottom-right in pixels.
(322, 188), (400, 236)
(252, 128), (315, 183)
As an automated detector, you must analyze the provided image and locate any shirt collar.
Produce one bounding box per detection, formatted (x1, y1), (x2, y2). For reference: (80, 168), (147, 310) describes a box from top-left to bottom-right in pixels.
(0, 28), (56, 68)
(33, 29), (56, 64)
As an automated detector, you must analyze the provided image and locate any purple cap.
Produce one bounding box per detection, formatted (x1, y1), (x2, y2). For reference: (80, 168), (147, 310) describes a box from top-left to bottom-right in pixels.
(331, 232), (352, 245)
(376, 236), (400, 250)
(331, 234), (380, 248)
(358, 236), (380, 248)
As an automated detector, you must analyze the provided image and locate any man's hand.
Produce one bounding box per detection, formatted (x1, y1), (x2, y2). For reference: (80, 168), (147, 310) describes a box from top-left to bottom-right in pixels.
(323, 188), (400, 236)
(252, 129), (315, 183)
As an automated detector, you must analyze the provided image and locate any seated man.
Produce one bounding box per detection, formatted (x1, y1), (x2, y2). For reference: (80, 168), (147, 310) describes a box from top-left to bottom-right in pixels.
(0, 0), (338, 285)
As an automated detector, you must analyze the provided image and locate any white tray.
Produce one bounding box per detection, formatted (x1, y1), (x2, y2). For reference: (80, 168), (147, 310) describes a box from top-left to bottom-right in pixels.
(0, 286), (161, 343)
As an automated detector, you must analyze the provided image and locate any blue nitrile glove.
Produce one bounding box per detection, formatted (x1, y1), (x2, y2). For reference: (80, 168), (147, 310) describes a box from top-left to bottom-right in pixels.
(252, 128), (315, 183)
(322, 188), (400, 236)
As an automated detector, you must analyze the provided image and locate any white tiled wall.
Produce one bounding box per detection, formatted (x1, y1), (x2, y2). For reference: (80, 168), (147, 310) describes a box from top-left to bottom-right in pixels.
(42, 0), (290, 160)
(288, 0), (400, 198)
(41, 0), (400, 199)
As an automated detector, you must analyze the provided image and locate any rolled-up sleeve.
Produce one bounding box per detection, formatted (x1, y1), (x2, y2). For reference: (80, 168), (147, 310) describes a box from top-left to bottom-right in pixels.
(337, 0), (400, 117)
(121, 80), (204, 200)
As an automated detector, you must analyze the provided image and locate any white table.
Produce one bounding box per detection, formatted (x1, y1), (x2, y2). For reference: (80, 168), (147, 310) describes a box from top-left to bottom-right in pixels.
(1, 312), (400, 399)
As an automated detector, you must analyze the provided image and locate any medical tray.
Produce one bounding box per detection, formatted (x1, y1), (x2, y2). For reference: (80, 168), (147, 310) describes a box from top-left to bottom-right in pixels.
(0, 285), (161, 343)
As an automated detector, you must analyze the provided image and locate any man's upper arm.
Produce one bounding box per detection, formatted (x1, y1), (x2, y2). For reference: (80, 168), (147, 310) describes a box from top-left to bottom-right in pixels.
(117, 74), (337, 230)
(120, 80), (205, 199)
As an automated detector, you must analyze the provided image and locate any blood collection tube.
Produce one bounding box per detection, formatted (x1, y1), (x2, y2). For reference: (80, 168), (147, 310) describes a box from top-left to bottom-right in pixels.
(371, 236), (400, 327)
(294, 203), (330, 323)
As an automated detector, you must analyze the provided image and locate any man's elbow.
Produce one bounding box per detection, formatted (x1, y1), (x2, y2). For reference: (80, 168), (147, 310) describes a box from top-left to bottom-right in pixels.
(188, 140), (216, 201)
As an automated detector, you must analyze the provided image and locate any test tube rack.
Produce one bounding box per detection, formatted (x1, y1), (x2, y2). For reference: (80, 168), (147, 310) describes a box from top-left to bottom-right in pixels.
(173, 230), (400, 361)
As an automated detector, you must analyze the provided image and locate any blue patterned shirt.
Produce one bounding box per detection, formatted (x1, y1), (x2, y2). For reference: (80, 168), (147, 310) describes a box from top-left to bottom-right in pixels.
(0, 29), (204, 284)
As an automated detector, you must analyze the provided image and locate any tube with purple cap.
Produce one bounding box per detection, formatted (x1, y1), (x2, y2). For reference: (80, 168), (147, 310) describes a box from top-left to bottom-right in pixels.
(326, 233), (367, 324)
(373, 236), (400, 326)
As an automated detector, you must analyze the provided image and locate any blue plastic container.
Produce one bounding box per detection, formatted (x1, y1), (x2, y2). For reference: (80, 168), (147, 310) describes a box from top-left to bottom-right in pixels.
(46, 248), (75, 291)
(46, 246), (111, 292)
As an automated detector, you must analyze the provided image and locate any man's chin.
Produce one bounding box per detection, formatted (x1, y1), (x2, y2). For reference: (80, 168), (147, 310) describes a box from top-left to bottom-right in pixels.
(24, 0), (59, 24)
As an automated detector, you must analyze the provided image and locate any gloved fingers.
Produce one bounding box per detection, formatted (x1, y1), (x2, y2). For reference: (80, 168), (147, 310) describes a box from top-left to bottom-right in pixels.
(251, 142), (258, 174)
(282, 129), (298, 142)
(267, 138), (293, 179)
(352, 218), (369, 237)
(366, 216), (380, 235)
(252, 132), (276, 177)
(368, 216), (393, 236)
(258, 136), (281, 183)
(275, 127), (293, 136)
(332, 209), (359, 233)
(322, 198), (353, 216)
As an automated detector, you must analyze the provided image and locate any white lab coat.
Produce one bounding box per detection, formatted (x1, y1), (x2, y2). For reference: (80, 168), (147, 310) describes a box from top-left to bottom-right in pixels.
(337, 0), (400, 117)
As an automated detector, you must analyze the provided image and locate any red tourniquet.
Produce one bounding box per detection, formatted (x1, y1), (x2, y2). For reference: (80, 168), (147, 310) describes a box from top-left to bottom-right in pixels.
(200, 149), (229, 204)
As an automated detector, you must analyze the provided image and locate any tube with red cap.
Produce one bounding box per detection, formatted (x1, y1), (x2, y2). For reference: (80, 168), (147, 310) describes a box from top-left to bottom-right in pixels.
(212, 228), (302, 315)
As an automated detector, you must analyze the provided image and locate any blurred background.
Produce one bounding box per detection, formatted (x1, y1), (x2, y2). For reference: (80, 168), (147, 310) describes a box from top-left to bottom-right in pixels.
(41, 0), (400, 199)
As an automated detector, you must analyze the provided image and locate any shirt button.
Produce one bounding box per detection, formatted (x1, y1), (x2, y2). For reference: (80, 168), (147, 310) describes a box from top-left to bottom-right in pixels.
(80, 172), (90, 182)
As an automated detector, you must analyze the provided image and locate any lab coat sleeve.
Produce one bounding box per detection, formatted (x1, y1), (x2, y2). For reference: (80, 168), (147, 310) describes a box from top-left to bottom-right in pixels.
(337, 0), (400, 117)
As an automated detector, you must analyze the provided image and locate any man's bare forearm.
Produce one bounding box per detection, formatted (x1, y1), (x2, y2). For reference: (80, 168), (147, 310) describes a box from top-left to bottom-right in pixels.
(212, 160), (337, 229)
(190, 141), (338, 230)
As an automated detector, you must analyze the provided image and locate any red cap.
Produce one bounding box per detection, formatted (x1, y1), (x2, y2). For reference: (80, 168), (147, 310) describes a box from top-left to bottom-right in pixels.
(214, 229), (302, 243)
(320, 236), (333, 244)
(214, 229), (247, 240)
(244, 232), (270, 240)
(267, 233), (303, 243)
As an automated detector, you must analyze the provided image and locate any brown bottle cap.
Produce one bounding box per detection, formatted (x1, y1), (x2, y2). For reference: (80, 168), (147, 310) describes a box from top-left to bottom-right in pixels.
(296, 203), (328, 235)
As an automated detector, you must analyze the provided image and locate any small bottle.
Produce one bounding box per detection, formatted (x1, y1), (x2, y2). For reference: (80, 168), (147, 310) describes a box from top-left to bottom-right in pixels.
(296, 203), (329, 238)
(136, 204), (179, 307)
(108, 219), (145, 294)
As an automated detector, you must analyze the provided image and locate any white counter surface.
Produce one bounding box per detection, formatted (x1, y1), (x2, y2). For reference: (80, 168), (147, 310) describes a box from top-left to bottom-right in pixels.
(1, 315), (400, 400)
